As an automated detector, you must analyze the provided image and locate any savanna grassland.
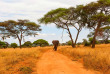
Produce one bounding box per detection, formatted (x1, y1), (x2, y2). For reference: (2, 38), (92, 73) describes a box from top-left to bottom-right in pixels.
(58, 44), (110, 74)
(0, 44), (110, 74)
(0, 47), (50, 74)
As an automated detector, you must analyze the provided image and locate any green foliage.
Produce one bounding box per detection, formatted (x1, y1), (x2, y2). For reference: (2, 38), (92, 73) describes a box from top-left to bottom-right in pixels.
(101, 26), (110, 30)
(10, 43), (18, 49)
(91, 13), (108, 22)
(66, 40), (72, 45)
(38, 8), (69, 24)
(84, 0), (110, 47)
(33, 39), (49, 47)
(19, 66), (32, 74)
(98, 0), (110, 5)
(23, 41), (32, 47)
(89, 37), (93, 44)
(0, 41), (7, 48)
(105, 40), (110, 44)
(83, 39), (91, 46)
(89, 37), (99, 44)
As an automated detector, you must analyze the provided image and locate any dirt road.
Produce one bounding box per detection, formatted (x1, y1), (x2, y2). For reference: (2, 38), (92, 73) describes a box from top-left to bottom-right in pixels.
(34, 50), (100, 74)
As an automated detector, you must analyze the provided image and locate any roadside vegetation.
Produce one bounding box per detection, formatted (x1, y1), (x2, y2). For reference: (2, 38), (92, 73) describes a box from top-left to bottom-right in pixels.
(0, 47), (49, 74)
(58, 44), (110, 74)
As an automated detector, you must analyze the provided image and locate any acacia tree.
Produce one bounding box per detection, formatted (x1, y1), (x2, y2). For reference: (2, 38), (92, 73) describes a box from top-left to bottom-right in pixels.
(0, 20), (41, 48)
(39, 8), (76, 47)
(83, 0), (110, 48)
(69, 5), (86, 45)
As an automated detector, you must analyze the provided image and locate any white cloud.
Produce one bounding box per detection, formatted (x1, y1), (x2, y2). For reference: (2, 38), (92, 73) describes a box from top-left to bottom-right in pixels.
(0, 0), (97, 22)
(0, 0), (96, 44)
(28, 37), (33, 40)
(37, 33), (56, 36)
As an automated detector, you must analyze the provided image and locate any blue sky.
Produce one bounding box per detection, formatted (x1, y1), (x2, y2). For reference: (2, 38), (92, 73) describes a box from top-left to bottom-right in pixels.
(0, 0), (97, 45)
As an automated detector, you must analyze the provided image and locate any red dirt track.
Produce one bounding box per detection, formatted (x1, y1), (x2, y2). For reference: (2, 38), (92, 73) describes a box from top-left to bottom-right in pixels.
(33, 50), (100, 74)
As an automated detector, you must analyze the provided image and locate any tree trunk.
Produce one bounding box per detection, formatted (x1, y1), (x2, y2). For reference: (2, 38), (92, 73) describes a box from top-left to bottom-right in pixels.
(92, 22), (101, 48)
(66, 24), (75, 48)
(75, 30), (80, 45)
(19, 39), (22, 49)
(70, 34), (75, 48)
(16, 34), (22, 49)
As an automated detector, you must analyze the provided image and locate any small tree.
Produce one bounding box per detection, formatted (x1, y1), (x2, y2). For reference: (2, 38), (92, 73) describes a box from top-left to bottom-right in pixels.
(23, 41), (32, 47)
(33, 39), (49, 47)
(11, 43), (18, 49)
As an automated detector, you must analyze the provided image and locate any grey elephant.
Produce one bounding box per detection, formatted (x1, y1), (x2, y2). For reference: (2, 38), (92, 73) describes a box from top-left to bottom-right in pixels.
(52, 40), (59, 51)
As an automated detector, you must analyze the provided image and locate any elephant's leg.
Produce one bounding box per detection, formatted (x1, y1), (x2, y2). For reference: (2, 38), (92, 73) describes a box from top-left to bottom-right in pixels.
(55, 46), (57, 51)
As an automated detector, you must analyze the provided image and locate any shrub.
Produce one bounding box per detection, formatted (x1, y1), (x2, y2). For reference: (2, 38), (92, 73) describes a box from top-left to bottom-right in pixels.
(83, 39), (91, 46)
(84, 42), (91, 46)
(10, 43), (18, 49)
(0, 41), (6, 48)
(33, 39), (49, 47)
(23, 41), (32, 47)
(105, 40), (110, 44)
(89, 37), (99, 44)
(66, 40), (72, 45)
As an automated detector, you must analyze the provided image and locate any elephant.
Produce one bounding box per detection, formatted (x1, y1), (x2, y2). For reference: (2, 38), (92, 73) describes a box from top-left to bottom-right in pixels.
(52, 40), (59, 51)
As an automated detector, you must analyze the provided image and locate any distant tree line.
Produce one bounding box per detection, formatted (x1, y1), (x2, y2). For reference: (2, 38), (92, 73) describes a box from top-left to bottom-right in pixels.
(0, 39), (49, 49)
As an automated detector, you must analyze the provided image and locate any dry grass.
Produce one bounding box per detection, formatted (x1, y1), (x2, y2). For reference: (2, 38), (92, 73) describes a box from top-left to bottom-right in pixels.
(58, 44), (110, 74)
(0, 45), (110, 74)
(0, 47), (50, 74)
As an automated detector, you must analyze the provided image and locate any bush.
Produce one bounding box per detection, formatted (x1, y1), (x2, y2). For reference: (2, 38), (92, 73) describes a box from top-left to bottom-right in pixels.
(89, 37), (99, 44)
(23, 41), (32, 48)
(105, 40), (110, 44)
(83, 39), (91, 46)
(0, 41), (6, 48)
(33, 39), (49, 47)
(66, 40), (72, 45)
(84, 42), (91, 46)
(11, 43), (18, 49)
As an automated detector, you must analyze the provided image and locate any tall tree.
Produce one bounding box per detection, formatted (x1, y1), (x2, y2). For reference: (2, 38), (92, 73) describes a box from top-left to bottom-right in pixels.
(83, 0), (110, 48)
(39, 8), (76, 47)
(0, 20), (41, 48)
(69, 5), (86, 45)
